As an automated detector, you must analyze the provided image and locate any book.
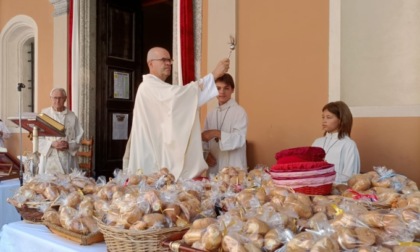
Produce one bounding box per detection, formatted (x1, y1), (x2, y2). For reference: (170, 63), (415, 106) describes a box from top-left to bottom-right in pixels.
(38, 113), (65, 132)
(8, 113), (65, 137)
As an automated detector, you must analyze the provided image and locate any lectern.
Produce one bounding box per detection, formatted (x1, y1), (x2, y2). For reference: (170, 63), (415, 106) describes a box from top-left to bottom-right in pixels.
(0, 149), (20, 181)
(8, 113), (65, 183)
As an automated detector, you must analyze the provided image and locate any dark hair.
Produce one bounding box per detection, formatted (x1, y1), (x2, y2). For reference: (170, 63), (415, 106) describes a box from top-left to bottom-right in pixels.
(323, 101), (353, 139)
(215, 73), (235, 90)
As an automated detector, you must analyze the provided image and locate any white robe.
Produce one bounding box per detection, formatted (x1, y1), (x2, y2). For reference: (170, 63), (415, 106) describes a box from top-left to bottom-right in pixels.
(124, 74), (218, 180)
(312, 132), (360, 184)
(0, 120), (11, 148)
(38, 107), (84, 174)
(203, 99), (248, 176)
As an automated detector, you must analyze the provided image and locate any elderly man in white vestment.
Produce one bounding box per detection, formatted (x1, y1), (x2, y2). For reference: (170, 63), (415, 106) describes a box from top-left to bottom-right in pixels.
(39, 88), (84, 174)
(124, 47), (230, 180)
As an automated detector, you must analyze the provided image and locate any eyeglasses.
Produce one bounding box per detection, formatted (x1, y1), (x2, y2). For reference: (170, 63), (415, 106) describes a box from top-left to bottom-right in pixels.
(150, 58), (173, 64)
(51, 97), (66, 100)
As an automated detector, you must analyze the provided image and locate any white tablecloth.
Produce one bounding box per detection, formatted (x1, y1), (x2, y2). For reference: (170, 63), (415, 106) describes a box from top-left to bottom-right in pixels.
(0, 221), (107, 252)
(0, 179), (21, 230)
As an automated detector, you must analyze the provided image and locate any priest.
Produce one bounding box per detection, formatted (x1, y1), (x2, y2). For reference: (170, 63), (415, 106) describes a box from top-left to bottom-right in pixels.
(123, 47), (230, 180)
(39, 88), (84, 174)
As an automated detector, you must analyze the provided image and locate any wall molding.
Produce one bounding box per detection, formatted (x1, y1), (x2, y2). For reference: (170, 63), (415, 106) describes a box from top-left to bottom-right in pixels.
(0, 15), (38, 132)
(50, 0), (69, 17)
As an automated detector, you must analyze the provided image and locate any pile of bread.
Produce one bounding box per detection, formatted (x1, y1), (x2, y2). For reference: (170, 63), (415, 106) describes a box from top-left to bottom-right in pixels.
(7, 166), (420, 251)
(180, 166), (420, 251)
(7, 172), (99, 234)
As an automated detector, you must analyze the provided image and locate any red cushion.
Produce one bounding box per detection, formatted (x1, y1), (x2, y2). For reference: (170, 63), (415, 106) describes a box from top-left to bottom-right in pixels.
(275, 146), (325, 164)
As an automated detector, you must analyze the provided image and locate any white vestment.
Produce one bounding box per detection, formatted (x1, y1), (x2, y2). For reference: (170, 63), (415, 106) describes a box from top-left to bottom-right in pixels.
(38, 107), (84, 174)
(125, 74), (218, 180)
(203, 99), (248, 176)
(0, 120), (11, 148)
(312, 132), (360, 184)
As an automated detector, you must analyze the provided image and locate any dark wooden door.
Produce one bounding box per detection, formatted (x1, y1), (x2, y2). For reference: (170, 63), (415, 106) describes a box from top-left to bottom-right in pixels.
(96, 0), (173, 179)
(96, 0), (142, 179)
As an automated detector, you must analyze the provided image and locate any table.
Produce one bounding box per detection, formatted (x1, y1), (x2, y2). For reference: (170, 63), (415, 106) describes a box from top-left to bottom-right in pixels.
(0, 179), (21, 229)
(0, 221), (107, 252)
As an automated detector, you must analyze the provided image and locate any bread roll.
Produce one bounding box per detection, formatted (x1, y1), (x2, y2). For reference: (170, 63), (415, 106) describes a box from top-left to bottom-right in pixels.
(243, 217), (270, 235)
(191, 217), (217, 229)
(270, 195), (285, 211)
(354, 227), (375, 247)
(248, 233), (264, 248)
(402, 180), (419, 194)
(59, 206), (78, 228)
(179, 198), (201, 222)
(43, 209), (61, 226)
(406, 192), (420, 206)
(163, 203), (181, 223)
(68, 217), (89, 234)
(63, 191), (83, 208)
(42, 184), (60, 201)
(82, 183), (97, 194)
(401, 206), (420, 223)
(348, 174), (372, 191)
(142, 213), (167, 228)
(307, 212), (328, 230)
(268, 187), (290, 198)
(395, 197), (408, 208)
(236, 190), (257, 209)
(376, 192), (400, 207)
(143, 190), (162, 212)
(33, 182), (48, 194)
(310, 236), (340, 252)
(244, 242), (262, 252)
(332, 184), (350, 195)
(283, 199), (313, 219)
(255, 187), (267, 205)
(336, 227), (357, 250)
(127, 174), (142, 185)
(330, 213), (360, 229)
(359, 210), (386, 228)
(121, 207), (143, 225)
(81, 216), (98, 233)
(79, 198), (94, 217)
(264, 228), (283, 252)
(295, 193), (312, 206)
(97, 184), (114, 200)
(372, 177), (391, 188)
(175, 213), (189, 227)
(183, 228), (204, 245)
(201, 223), (222, 251)
(129, 220), (148, 230)
(222, 235), (247, 252)
(286, 232), (316, 251)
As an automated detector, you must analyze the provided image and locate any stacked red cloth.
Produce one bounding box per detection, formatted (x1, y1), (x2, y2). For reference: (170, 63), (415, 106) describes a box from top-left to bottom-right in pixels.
(269, 147), (335, 195)
(274, 146), (326, 164)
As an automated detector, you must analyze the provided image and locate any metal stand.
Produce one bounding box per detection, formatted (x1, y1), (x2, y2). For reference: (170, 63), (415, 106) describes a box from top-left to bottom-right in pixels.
(17, 83), (25, 186)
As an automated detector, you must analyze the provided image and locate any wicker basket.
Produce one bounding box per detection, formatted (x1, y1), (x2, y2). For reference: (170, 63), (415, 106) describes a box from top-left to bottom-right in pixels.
(294, 183), (333, 195)
(96, 217), (189, 252)
(44, 221), (104, 245)
(270, 161), (336, 195)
